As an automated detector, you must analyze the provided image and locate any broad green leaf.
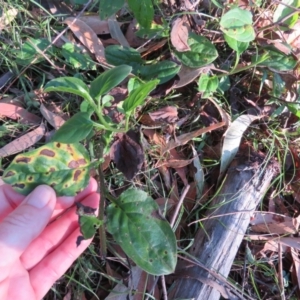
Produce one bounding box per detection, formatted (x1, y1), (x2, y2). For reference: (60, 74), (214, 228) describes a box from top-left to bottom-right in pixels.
(139, 61), (180, 84)
(14, 38), (53, 65)
(105, 45), (143, 73)
(51, 112), (94, 143)
(198, 74), (219, 98)
(174, 33), (218, 68)
(106, 188), (177, 275)
(220, 115), (261, 175)
(128, 0), (154, 29)
(220, 7), (255, 42)
(90, 65), (132, 100)
(136, 24), (169, 39)
(224, 34), (249, 54)
(286, 103), (300, 118)
(254, 50), (297, 71)
(123, 80), (158, 114)
(273, 0), (300, 30)
(3, 142), (90, 196)
(127, 77), (143, 93)
(61, 43), (95, 70)
(99, 0), (125, 19)
(44, 77), (91, 102)
(76, 202), (102, 241)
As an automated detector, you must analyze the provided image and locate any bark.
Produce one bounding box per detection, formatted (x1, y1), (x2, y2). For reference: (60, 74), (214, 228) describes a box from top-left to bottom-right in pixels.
(168, 153), (280, 300)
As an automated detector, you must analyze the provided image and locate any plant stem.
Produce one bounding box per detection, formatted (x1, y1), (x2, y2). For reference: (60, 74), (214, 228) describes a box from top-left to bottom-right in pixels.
(97, 138), (107, 259)
(85, 95), (123, 132)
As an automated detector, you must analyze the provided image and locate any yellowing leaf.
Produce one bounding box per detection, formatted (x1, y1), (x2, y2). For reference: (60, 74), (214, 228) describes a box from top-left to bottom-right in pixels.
(3, 142), (91, 196)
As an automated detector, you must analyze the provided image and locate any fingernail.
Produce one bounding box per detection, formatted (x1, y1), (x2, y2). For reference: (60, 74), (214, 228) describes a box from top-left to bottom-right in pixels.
(26, 185), (54, 209)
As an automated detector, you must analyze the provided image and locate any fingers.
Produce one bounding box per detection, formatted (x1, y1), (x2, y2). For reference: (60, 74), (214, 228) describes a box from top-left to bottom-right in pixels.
(30, 228), (93, 300)
(21, 192), (100, 270)
(0, 186), (56, 282)
(0, 177), (98, 221)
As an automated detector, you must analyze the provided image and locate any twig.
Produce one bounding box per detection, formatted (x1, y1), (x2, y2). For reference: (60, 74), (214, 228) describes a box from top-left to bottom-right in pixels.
(97, 138), (107, 259)
(170, 184), (190, 228)
(278, 243), (285, 300)
(161, 275), (168, 300)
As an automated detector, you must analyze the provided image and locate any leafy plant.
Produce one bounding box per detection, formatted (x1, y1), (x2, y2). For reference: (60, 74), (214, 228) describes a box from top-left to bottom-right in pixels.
(3, 65), (177, 276)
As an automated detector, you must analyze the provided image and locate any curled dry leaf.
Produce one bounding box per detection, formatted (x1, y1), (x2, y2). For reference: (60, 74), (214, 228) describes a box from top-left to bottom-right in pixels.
(108, 19), (130, 47)
(0, 103), (41, 124)
(171, 17), (190, 52)
(174, 65), (204, 88)
(110, 130), (144, 180)
(63, 17), (106, 63)
(0, 123), (45, 158)
(40, 104), (66, 129)
(220, 115), (262, 176)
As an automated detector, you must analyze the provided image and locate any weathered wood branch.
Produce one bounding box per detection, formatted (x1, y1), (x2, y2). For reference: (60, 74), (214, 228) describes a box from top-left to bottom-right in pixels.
(169, 153), (280, 300)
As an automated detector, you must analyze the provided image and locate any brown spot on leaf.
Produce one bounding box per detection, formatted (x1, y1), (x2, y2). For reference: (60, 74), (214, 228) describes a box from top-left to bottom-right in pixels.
(50, 183), (56, 188)
(56, 143), (61, 148)
(40, 149), (55, 157)
(28, 176), (33, 181)
(4, 171), (15, 177)
(68, 160), (79, 168)
(73, 170), (82, 181)
(13, 183), (25, 189)
(68, 159), (86, 168)
(50, 167), (55, 172)
(16, 157), (31, 163)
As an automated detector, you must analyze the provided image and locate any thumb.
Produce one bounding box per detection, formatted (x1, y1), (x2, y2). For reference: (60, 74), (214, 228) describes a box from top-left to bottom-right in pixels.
(0, 185), (56, 277)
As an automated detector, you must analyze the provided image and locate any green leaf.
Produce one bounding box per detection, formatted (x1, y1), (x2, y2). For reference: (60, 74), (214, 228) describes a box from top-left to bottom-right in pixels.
(61, 43), (95, 70)
(139, 61), (180, 84)
(123, 80), (158, 114)
(51, 112), (94, 143)
(99, 0), (125, 19)
(174, 33), (218, 68)
(105, 45), (143, 73)
(220, 7), (255, 42)
(224, 34), (249, 54)
(286, 103), (300, 118)
(273, 0), (300, 30)
(254, 50), (297, 71)
(90, 65), (132, 100)
(3, 142), (90, 196)
(136, 24), (169, 39)
(128, 0), (154, 29)
(14, 38), (53, 65)
(76, 202), (102, 240)
(198, 74), (219, 98)
(106, 188), (177, 275)
(44, 77), (91, 102)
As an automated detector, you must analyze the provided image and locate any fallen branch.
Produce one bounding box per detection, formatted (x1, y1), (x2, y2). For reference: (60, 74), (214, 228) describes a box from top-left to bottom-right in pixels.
(169, 151), (280, 300)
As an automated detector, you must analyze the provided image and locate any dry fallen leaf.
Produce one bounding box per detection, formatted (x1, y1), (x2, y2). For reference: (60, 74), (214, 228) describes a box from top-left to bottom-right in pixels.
(0, 123), (45, 158)
(63, 17), (106, 63)
(163, 122), (225, 154)
(110, 130), (144, 180)
(40, 104), (66, 129)
(77, 15), (110, 35)
(250, 213), (299, 234)
(0, 103), (41, 124)
(170, 17), (190, 52)
(108, 19), (130, 47)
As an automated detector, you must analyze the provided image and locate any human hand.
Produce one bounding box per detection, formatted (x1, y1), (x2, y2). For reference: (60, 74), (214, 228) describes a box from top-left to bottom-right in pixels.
(0, 178), (100, 300)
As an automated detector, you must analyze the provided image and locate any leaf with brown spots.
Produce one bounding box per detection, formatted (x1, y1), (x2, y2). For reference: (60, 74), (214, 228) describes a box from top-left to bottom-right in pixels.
(3, 142), (91, 196)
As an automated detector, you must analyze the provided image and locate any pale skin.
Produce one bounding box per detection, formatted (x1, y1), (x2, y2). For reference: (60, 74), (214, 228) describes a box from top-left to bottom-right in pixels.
(0, 178), (100, 300)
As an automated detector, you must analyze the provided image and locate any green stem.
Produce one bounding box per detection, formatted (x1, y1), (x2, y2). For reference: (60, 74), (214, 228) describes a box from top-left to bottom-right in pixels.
(97, 139), (107, 259)
(85, 95), (122, 132)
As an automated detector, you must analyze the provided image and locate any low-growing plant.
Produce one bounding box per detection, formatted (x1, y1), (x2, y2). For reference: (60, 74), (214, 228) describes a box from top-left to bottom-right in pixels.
(2, 65), (177, 276)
